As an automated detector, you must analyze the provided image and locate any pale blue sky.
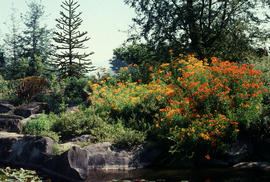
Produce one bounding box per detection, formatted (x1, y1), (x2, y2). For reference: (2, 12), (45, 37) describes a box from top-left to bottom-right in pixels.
(0, 0), (135, 71)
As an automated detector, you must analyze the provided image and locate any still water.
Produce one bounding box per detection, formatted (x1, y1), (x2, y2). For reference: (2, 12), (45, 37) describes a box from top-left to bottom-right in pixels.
(84, 168), (270, 182)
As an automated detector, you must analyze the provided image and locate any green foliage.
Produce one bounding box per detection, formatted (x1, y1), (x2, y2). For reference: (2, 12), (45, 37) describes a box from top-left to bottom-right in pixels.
(242, 55), (270, 137)
(23, 113), (59, 142)
(51, 109), (104, 141)
(51, 143), (70, 155)
(64, 77), (89, 106)
(90, 121), (146, 148)
(21, 0), (53, 76)
(243, 56), (270, 115)
(112, 42), (155, 65)
(124, 0), (270, 62)
(0, 167), (44, 182)
(23, 104), (146, 148)
(0, 75), (8, 99)
(89, 54), (266, 159)
(52, 0), (95, 78)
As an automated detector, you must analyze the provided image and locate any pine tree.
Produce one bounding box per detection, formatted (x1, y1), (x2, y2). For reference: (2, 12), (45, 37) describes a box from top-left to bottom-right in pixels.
(52, 0), (95, 78)
(21, 0), (53, 76)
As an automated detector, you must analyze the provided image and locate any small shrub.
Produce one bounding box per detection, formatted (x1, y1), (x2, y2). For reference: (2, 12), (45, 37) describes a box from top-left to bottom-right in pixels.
(23, 113), (58, 139)
(16, 76), (49, 102)
(51, 108), (105, 141)
(90, 120), (146, 148)
(51, 143), (70, 155)
(64, 77), (89, 106)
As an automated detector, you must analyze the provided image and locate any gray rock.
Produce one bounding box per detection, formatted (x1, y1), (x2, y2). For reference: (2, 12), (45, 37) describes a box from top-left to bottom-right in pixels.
(0, 133), (161, 181)
(14, 102), (47, 118)
(226, 139), (253, 164)
(0, 114), (24, 132)
(0, 102), (15, 114)
(84, 141), (161, 170)
(71, 134), (92, 143)
(233, 162), (270, 169)
(0, 135), (55, 165)
(45, 146), (89, 180)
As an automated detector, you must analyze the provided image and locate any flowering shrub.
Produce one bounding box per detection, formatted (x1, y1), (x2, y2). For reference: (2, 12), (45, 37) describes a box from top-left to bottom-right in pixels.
(88, 54), (267, 159)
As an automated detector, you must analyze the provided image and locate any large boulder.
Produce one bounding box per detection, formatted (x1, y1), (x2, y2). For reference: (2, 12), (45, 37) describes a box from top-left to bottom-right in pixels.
(44, 146), (89, 181)
(14, 102), (47, 118)
(85, 141), (162, 170)
(0, 133), (55, 165)
(0, 114), (24, 132)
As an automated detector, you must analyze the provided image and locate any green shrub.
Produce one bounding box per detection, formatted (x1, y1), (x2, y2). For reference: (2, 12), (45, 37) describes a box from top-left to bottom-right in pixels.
(51, 107), (106, 141)
(90, 120), (146, 148)
(50, 106), (146, 147)
(23, 113), (59, 141)
(64, 77), (89, 106)
(0, 75), (8, 100)
(89, 54), (266, 159)
(243, 56), (270, 115)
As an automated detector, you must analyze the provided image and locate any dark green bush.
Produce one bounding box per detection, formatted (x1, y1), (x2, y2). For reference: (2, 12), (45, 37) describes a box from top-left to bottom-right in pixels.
(51, 108), (105, 141)
(64, 77), (89, 106)
(23, 113), (59, 142)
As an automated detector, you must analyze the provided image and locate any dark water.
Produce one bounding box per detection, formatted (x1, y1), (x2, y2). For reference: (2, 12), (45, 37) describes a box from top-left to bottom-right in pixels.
(84, 168), (270, 182)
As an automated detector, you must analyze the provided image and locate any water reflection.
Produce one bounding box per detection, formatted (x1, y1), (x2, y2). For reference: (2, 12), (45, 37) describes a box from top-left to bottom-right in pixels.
(85, 168), (270, 182)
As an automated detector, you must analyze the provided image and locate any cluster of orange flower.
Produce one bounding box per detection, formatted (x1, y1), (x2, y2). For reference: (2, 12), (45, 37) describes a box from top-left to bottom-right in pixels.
(88, 54), (267, 154)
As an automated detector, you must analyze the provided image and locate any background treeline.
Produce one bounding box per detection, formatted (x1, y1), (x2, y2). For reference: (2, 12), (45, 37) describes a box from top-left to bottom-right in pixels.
(0, 0), (94, 109)
(111, 0), (270, 71)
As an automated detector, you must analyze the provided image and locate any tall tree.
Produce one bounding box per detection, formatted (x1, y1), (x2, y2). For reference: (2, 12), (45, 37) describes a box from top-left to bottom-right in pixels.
(124, 0), (270, 61)
(2, 5), (26, 79)
(21, 0), (53, 76)
(3, 5), (23, 63)
(52, 0), (95, 78)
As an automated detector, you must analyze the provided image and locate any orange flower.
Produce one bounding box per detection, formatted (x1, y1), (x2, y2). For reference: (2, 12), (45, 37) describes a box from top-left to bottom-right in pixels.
(205, 154), (211, 160)
(148, 66), (153, 71)
(169, 49), (173, 53)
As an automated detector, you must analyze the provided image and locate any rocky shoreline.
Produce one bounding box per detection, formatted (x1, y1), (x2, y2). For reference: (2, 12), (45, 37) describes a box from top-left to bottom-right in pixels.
(0, 102), (270, 182)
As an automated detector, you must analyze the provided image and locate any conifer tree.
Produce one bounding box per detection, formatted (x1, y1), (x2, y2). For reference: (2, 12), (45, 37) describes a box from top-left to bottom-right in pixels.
(52, 0), (95, 78)
(22, 0), (53, 76)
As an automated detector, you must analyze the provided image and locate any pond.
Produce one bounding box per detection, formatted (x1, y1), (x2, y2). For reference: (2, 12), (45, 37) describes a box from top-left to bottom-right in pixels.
(1, 166), (270, 182)
(85, 168), (270, 182)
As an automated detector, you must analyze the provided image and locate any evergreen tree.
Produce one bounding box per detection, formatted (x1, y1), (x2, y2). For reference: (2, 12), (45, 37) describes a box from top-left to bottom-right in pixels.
(52, 0), (95, 78)
(21, 0), (53, 76)
(3, 5), (23, 63)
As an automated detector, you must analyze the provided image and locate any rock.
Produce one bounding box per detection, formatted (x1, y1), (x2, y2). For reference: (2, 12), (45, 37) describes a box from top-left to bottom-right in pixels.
(0, 102), (15, 114)
(71, 134), (92, 143)
(233, 162), (270, 169)
(226, 139), (253, 164)
(85, 141), (161, 170)
(0, 114), (24, 132)
(14, 102), (47, 118)
(0, 134), (55, 165)
(45, 146), (89, 180)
